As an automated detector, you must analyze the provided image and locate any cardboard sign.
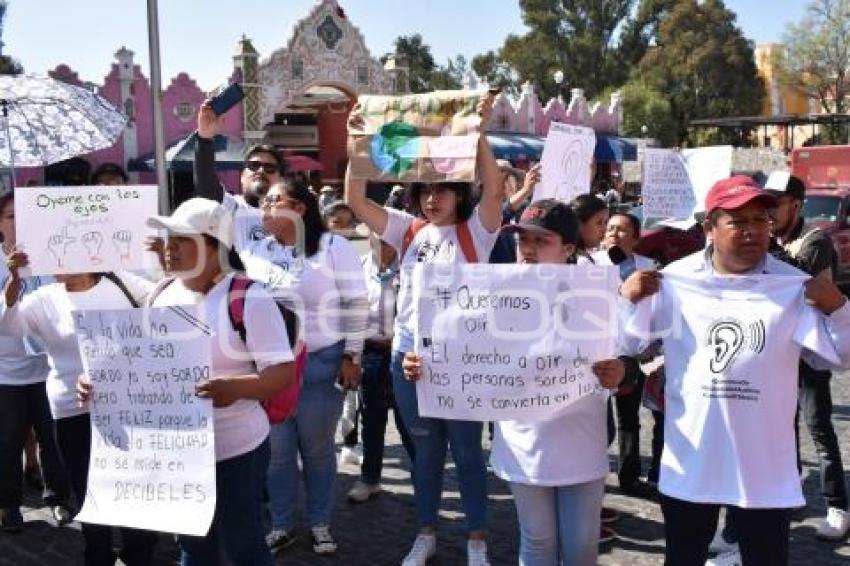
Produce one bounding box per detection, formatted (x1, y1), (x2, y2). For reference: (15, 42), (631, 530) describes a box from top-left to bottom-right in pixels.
(15, 185), (159, 276)
(413, 263), (619, 421)
(73, 306), (215, 536)
(536, 123), (596, 202)
(347, 90), (484, 182)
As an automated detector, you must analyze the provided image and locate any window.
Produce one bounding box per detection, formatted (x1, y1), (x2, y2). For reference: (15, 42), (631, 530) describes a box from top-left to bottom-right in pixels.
(292, 59), (304, 81)
(357, 66), (368, 85)
(174, 102), (194, 122)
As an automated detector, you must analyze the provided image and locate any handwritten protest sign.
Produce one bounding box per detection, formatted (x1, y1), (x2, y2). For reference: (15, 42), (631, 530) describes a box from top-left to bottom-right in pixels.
(15, 185), (158, 276)
(536, 123), (596, 202)
(642, 146), (732, 223)
(412, 263), (618, 421)
(73, 306), (215, 536)
(347, 90), (484, 182)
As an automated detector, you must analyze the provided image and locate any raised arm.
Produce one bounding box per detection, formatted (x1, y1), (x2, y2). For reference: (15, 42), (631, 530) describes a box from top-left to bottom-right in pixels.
(344, 164), (388, 235)
(509, 163), (541, 212)
(475, 95), (504, 233)
(193, 101), (225, 203)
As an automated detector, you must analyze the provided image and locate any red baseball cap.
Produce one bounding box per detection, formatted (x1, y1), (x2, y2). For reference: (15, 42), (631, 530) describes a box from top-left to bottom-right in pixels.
(704, 175), (777, 216)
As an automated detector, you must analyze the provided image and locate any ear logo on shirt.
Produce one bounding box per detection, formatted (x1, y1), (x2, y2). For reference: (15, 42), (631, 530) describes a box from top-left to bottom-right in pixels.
(250, 226), (267, 241)
(706, 318), (765, 374)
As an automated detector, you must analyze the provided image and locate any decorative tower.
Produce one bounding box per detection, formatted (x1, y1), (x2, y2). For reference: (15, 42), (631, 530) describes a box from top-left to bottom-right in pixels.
(233, 35), (263, 144)
(115, 47), (138, 178)
(383, 55), (409, 94)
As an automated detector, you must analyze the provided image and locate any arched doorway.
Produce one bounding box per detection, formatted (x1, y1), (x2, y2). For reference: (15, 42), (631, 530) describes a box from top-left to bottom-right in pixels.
(264, 82), (356, 185)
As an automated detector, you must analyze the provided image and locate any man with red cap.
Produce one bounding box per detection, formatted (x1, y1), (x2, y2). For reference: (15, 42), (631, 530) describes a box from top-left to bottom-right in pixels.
(620, 176), (850, 565)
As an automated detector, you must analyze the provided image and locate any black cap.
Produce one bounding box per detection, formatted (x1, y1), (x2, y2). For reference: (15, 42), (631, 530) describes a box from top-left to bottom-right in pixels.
(501, 199), (579, 244)
(765, 172), (805, 201)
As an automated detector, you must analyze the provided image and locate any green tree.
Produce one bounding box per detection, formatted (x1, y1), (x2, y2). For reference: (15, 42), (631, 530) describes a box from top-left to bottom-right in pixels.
(0, 55), (22, 76)
(777, 0), (850, 144)
(382, 34), (437, 93)
(637, 0), (764, 145)
(601, 81), (678, 146)
(431, 55), (467, 90)
(471, 50), (518, 92)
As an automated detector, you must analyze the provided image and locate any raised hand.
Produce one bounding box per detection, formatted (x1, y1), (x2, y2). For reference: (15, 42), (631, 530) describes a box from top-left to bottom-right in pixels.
(47, 227), (76, 268)
(81, 231), (104, 265)
(112, 230), (133, 262)
(5, 249), (29, 280)
(197, 99), (222, 140)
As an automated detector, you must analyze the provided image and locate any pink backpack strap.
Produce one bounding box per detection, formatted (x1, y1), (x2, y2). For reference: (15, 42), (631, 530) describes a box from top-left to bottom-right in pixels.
(400, 218), (430, 259)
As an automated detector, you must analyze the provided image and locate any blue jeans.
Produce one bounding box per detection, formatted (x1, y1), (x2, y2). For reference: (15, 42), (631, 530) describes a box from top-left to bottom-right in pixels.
(391, 349), (488, 531)
(178, 439), (272, 566)
(267, 341), (345, 529)
(509, 479), (605, 566)
(360, 346), (414, 484)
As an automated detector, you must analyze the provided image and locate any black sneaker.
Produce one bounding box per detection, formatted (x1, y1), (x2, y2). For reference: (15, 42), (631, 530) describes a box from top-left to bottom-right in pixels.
(266, 529), (297, 553)
(311, 524), (338, 554)
(621, 480), (659, 500)
(0, 508), (23, 533)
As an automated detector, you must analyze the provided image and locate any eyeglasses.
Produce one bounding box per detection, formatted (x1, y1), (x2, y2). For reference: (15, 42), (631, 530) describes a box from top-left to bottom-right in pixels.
(262, 194), (299, 207)
(244, 161), (279, 174)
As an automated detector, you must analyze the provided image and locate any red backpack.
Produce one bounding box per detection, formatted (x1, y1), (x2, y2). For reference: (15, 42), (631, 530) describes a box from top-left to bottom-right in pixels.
(400, 218), (478, 263)
(149, 274), (306, 424)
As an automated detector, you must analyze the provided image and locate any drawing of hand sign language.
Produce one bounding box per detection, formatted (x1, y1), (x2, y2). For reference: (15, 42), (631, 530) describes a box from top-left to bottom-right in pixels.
(112, 230), (133, 263)
(46, 227), (77, 268)
(81, 232), (105, 265)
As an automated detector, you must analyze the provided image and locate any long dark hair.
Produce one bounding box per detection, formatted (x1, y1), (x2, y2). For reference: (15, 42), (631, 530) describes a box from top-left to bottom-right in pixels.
(569, 194), (608, 251)
(0, 192), (13, 243)
(408, 182), (474, 222)
(279, 178), (327, 257)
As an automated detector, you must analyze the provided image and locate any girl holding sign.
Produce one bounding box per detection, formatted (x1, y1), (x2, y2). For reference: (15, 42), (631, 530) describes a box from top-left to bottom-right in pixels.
(345, 95), (504, 566)
(2, 237), (158, 564)
(404, 200), (625, 566)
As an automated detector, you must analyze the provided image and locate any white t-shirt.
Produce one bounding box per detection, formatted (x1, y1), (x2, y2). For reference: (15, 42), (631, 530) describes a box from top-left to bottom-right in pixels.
(221, 192), (267, 249)
(0, 272), (154, 419)
(150, 274), (294, 462)
(362, 254), (398, 341)
(236, 233), (368, 353)
(381, 206), (499, 352)
(626, 251), (850, 508)
(0, 262), (50, 385)
(491, 392), (608, 486)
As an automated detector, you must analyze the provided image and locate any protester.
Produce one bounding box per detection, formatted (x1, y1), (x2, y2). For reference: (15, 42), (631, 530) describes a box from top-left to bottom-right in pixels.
(569, 194), (609, 264)
(489, 162), (540, 264)
(345, 94), (503, 566)
(492, 199), (626, 565)
(347, 232), (414, 503)
(767, 174), (849, 540)
(621, 175), (850, 565)
(322, 201), (357, 233)
(596, 212), (661, 499)
(1, 255), (158, 564)
(0, 192), (72, 533)
(113, 197), (294, 566)
(90, 163), (128, 186)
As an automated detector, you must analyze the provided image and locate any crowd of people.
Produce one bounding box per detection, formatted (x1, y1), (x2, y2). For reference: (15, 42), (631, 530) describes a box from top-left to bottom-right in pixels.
(0, 93), (847, 566)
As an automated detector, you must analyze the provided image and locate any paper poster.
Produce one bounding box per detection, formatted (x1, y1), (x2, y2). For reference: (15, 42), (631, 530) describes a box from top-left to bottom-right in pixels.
(413, 263), (619, 421)
(536, 122), (596, 202)
(347, 90), (484, 182)
(15, 185), (159, 276)
(642, 146), (733, 224)
(73, 306), (216, 536)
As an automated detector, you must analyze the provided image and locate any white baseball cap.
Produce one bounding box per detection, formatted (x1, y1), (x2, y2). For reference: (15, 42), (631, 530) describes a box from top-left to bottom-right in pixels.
(146, 197), (233, 248)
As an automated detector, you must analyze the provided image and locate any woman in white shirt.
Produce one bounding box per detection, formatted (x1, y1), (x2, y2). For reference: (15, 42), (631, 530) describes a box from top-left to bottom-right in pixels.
(415, 199), (624, 566)
(345, 95), (504, 566)
(0, 192), (72, 532)
(568, 194), (609, 265)
(133, 197), (295, 565)
(2, 256), (157, 565)
(231, 180), (369, 555)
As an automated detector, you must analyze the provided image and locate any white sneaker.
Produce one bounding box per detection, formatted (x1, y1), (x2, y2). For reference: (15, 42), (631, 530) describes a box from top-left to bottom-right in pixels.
(467, 539), (490, 566)
(708, 528), (737, 554)
(339, 444), (363, 465)
(705, 548), (741, 566)
(347, 480), (381, 503)
(815, 506), (850, 540)
(401, 533), (436, 566)
(311, 524), (338, 554)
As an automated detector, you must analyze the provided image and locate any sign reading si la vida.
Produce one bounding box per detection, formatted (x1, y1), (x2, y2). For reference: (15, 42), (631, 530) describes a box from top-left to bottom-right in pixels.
(15, 185), (159, 276)
(413, 263), (619, 421)
(73, 306), (215, 537)
(536, 122), (596, 203)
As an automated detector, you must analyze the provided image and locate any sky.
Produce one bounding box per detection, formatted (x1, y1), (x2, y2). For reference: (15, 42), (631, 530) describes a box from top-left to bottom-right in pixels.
(5, 0), (809, 91)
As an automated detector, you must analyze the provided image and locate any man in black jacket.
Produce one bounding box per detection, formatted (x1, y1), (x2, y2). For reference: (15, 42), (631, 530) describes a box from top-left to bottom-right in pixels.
(768, 173), (849, 541)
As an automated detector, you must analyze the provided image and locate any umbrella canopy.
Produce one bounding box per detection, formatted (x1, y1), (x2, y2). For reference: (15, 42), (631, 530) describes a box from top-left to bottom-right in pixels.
(128, 133), (323, 172)
(0, 74), (126, 168)
(487, 133), (638, 163)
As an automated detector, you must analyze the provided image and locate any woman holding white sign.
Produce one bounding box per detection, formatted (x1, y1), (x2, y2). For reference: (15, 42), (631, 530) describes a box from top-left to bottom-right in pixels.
(345, 95), (504, 566)
(1, 251), (158, 564)
(404, 200), (625, 566)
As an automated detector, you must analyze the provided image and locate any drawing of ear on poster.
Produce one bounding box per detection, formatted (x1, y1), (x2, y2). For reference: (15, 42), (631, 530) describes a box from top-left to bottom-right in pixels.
(536, 123), (596, 202)
(73, 306), (216, 536)
(15, 185), (159, 276)
(412, 262), (619, 421)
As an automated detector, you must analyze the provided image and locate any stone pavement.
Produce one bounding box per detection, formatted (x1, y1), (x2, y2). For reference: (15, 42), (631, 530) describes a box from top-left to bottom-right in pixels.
(1, 373), (848, 565)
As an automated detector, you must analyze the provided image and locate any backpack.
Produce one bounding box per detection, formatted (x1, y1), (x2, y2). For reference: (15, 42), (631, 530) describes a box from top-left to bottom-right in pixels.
(400, 218), (478, 263)
(149, 273), (306, 424)
(101, 272), (140, 308)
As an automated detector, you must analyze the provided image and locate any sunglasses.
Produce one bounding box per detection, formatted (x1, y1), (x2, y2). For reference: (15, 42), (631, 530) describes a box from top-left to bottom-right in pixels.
(244, 161), (279, 174)
(262, 194), (300, 207)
